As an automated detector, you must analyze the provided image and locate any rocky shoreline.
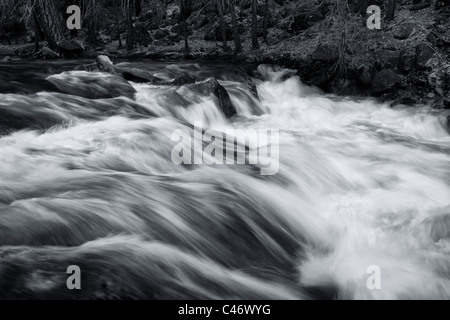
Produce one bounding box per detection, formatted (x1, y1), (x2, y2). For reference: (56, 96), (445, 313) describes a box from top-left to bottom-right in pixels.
(1, 2), (449, 108)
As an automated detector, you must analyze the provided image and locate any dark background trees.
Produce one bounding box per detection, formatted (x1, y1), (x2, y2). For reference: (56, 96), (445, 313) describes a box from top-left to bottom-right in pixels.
(0, 0), (447, 60)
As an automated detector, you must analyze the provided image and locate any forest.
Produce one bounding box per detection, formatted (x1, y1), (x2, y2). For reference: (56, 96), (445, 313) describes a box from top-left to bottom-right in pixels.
(0, 0), (449, 105)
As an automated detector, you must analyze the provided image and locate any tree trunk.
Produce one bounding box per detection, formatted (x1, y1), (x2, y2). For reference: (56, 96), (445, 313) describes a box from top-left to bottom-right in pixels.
(251, 0), (259, 49)
(386, 0), (396, 20)
(263, 0), (269, 42)
(230, 0), (241, 54)
(33, 0), (64, 51)
(218, 0), (228, 52)
(126, 0), (136, 50)
(89, 0), (98, 44)
(115, 1), (123, 49)
(33, 12), (40, 52)
(180, 0), (190, 53)
(359, 0), (367, 16)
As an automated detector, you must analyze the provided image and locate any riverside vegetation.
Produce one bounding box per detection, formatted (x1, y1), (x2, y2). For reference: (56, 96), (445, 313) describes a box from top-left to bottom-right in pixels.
(0, 0), (449, 107)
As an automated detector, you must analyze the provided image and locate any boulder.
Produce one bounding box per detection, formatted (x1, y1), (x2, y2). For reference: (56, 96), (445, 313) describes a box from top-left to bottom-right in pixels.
(399, 49), (416, 72)
(209, 79), (237, 118)
(313, 44), (338, 62)
(58, 40), (84, 57)
(371, 69), (400, 94)
(172, 73), (196, 85)
(122, 68), (163, 84)
(190, 79), (237, 118)
(96, 55), (164, 84)
(358, 64), (374, 86)
(96, 55), (118, 74)
(415, 43), (434, 69)
(394, 24), (414, 40)
(40, 47), (59, 59)
(46, 71), (137, 99)
(374, 50), (400, 69)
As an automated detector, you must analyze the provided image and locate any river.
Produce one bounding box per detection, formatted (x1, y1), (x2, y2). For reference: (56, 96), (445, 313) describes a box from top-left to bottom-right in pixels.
(0, 60), (449, 299)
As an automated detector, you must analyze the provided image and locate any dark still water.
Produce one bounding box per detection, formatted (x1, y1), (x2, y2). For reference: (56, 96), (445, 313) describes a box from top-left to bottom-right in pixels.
(1, 59), (450, 299)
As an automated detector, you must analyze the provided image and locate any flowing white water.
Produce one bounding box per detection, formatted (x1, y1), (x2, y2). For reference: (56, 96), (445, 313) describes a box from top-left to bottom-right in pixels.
(0, 62), (449, 299)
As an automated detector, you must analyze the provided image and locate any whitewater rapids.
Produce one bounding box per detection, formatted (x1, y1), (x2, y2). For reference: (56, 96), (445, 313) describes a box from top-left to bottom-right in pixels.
(0, 61), (449, 299)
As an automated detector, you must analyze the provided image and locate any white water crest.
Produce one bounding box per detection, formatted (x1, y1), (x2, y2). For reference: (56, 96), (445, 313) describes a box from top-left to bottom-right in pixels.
(0, 62), (449, 299)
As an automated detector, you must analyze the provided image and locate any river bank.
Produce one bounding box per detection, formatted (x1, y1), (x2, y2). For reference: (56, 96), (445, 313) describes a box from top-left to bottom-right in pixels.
(1, 2), (449, 108)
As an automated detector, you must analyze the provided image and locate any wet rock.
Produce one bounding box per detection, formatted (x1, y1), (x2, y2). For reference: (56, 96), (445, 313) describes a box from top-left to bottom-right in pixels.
(46, 71), (137, 99)
(415, 43), (434, 69)
(209, 79), (237, 118)
(172, 73), (196, 85)
(395, 90), (419, 105)
(96, 55), (117, 73)
(372, 69), (400, 95)
(187, 79), (237, 118)
(122, 68), (162, 84)
(96, 55), (164, 84)
(246, 80), (259, 100)
(58, 40), (84, 57)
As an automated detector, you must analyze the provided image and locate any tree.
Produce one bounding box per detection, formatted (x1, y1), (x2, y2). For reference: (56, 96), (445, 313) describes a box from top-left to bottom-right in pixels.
(126, 0), (136, 50)
(359, 0), (367, 16)
(229, 0), (241, 54)
(33, 0), (64, 51)
(86, 0), (99, 44)
(263, 0), (269, 42)
(251, 0), (259, 49)
(217, 0), (228, 52)
(33, 12), (40, 52)
(180, 0), (191, 53)
(386, 0), (396, 20)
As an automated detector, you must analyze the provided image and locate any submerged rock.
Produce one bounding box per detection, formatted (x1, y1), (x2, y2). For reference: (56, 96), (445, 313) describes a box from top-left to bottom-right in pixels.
(429, 213), (450, 242)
